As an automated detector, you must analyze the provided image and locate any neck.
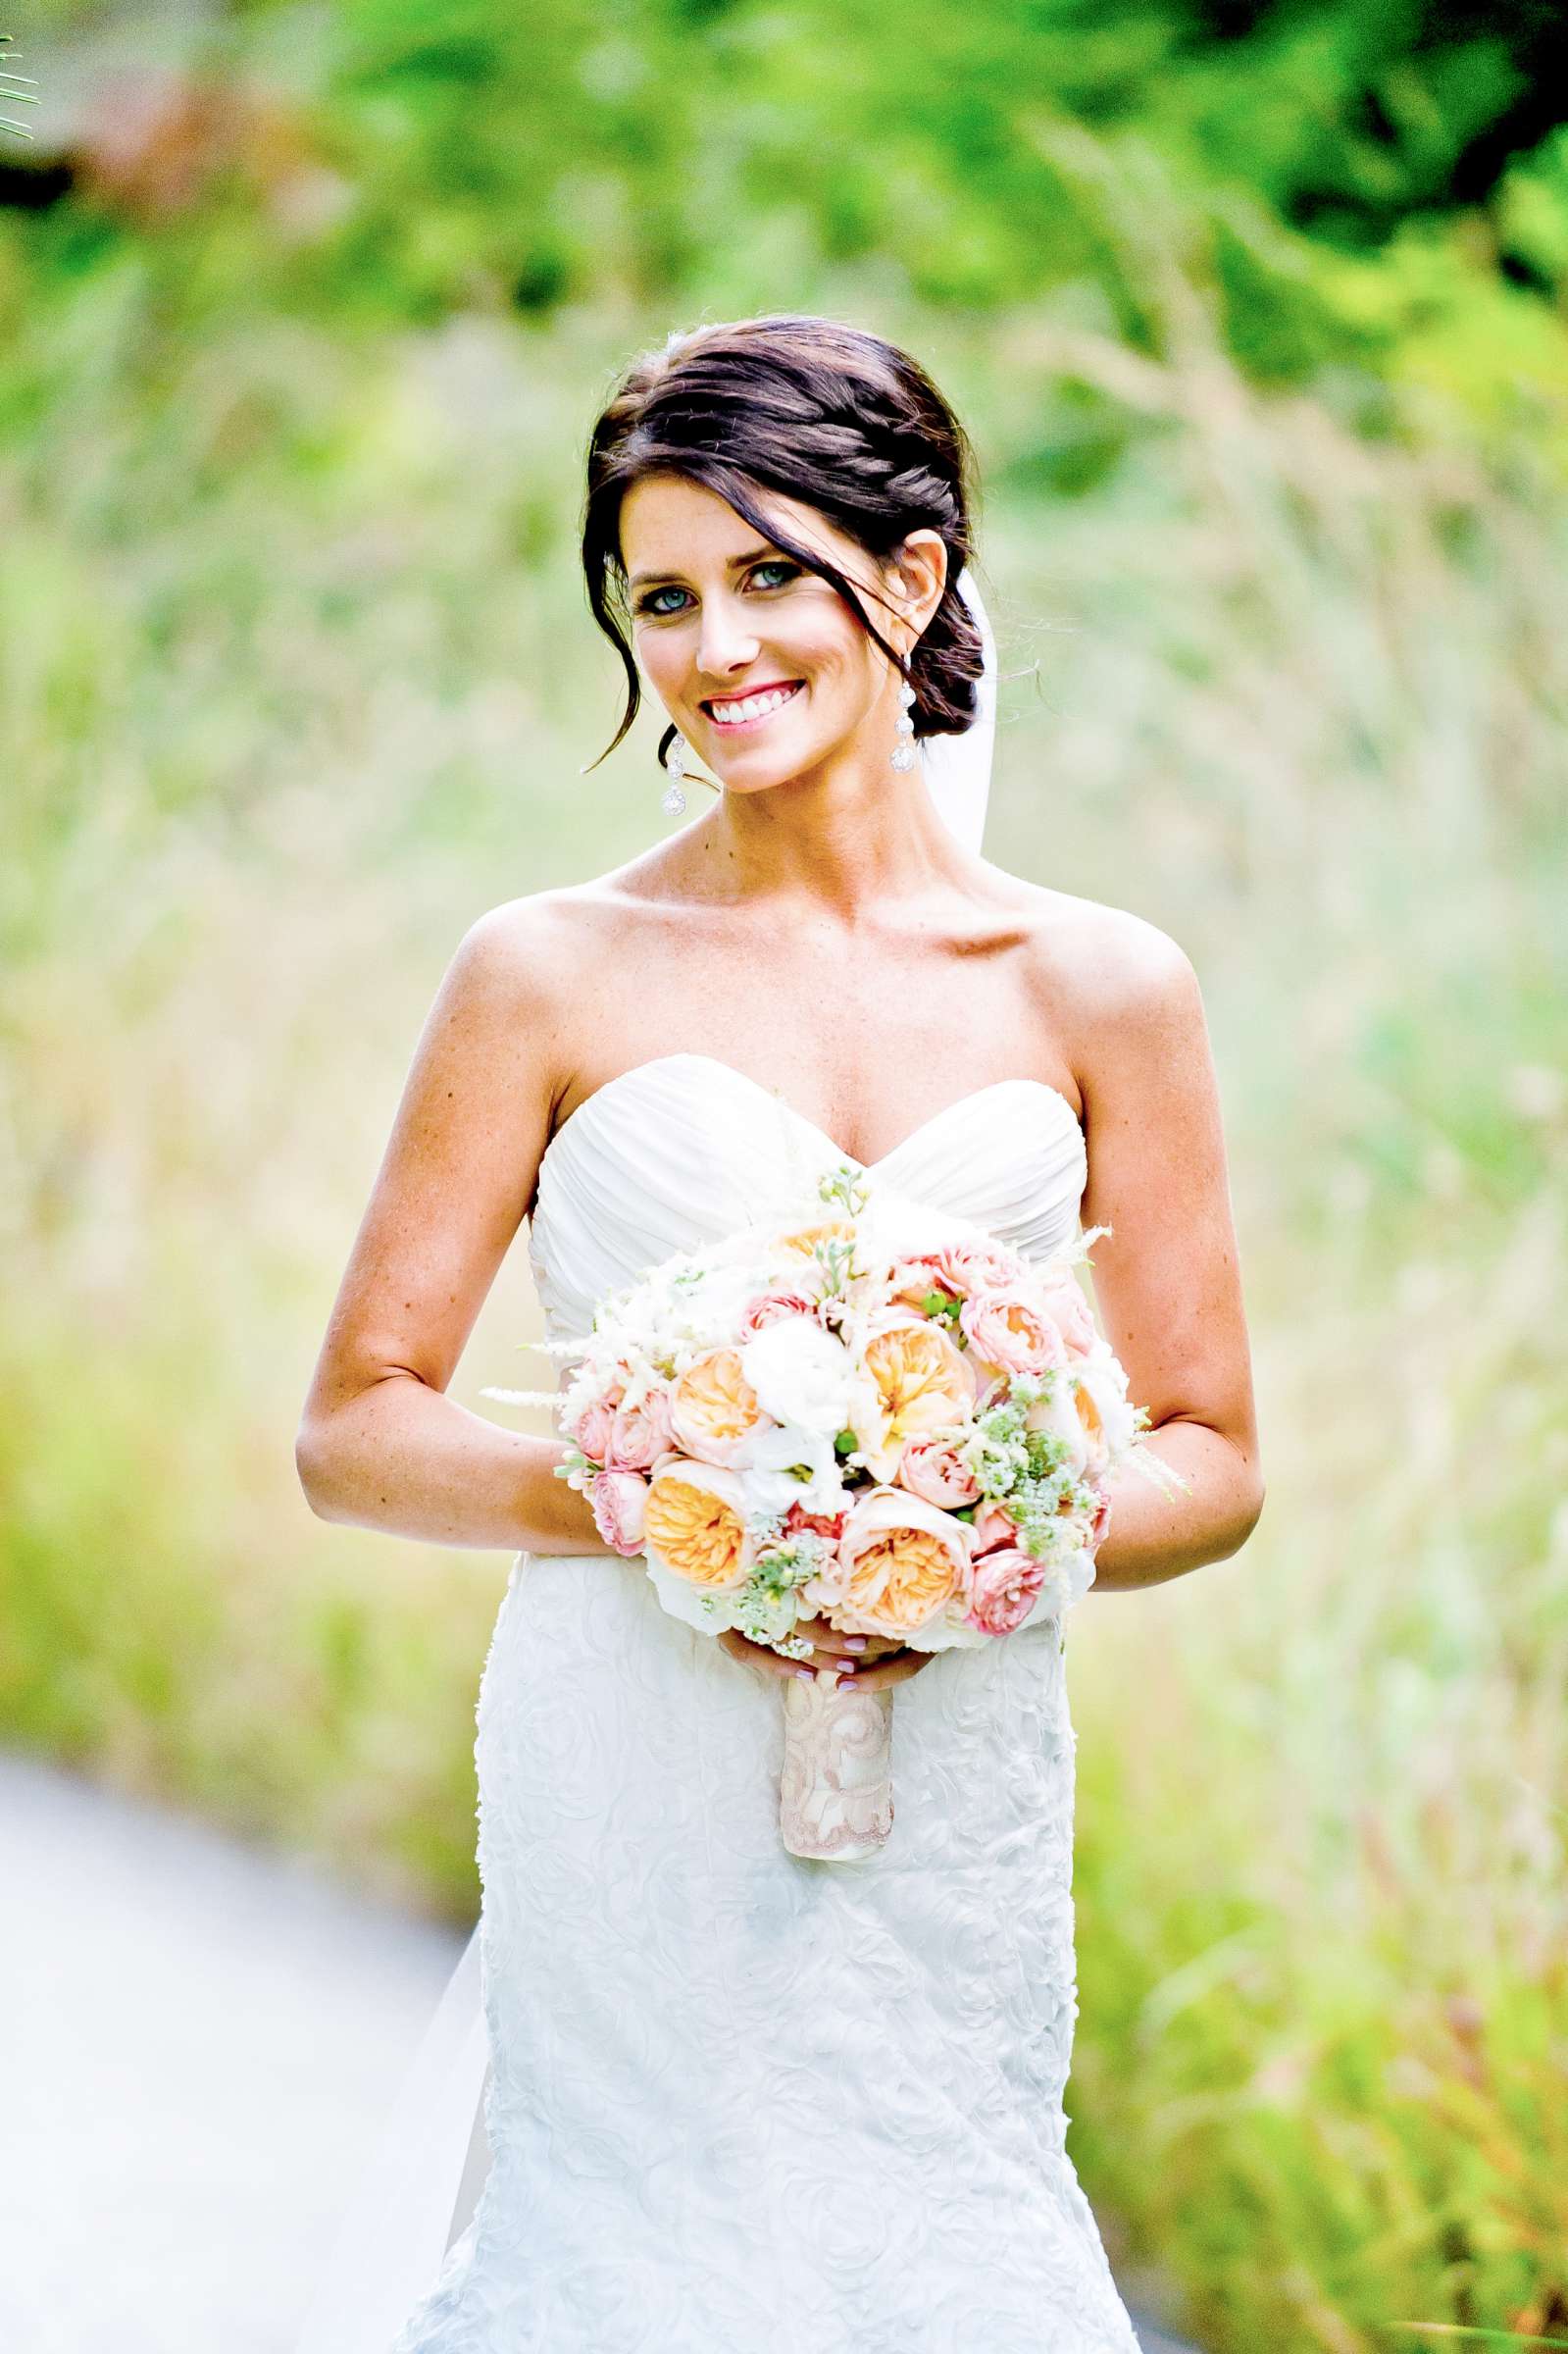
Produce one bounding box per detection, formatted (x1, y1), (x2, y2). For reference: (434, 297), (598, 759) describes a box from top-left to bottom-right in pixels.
(689, 742), (980, 922)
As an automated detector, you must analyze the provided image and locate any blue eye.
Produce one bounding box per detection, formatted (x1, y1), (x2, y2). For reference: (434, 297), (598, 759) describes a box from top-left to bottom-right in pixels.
(634, 560), (799, 618)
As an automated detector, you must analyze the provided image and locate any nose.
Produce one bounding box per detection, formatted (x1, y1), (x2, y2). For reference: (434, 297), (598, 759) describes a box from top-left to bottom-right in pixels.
(695, 592), (761, 684)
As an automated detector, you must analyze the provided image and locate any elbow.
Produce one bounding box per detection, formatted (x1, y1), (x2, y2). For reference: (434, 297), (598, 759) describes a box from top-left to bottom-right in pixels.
(1229, 1469), (1266, 1555)
(1202, 1441), (1265, 1562)
(294, 1417), (341, 1521)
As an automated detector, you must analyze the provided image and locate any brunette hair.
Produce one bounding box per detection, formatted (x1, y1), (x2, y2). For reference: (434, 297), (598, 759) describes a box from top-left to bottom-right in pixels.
(579, 312), (985, 774)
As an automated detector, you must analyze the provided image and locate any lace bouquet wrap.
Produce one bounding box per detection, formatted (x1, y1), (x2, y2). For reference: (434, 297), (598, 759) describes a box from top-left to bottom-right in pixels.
(494, 1161), (1178, 1864)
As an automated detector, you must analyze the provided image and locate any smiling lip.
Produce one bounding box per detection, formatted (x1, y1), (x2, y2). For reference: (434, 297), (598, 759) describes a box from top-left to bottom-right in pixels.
(701, 680), (804, 715)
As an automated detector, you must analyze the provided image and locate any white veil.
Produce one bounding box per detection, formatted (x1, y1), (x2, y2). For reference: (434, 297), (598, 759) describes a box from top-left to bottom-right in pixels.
(291, 564), (999, 2352)
(920, 561), (998, 855)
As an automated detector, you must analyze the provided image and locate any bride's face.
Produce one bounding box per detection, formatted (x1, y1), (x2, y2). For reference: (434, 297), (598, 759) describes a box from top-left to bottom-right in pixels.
(621, 473), (940, 793)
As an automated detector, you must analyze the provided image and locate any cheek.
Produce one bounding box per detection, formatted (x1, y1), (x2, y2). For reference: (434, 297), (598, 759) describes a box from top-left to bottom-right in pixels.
(633, 631), (683, 695)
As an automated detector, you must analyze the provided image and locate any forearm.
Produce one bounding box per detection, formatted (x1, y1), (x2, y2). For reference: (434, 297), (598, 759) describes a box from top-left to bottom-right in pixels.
(296, 1372), (610, 1555)
(1088, 1417), (1264, 1594)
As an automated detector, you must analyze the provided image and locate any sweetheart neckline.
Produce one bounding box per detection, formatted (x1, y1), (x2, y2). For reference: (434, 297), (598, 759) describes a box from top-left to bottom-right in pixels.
(534, 1050), (1084, 1197)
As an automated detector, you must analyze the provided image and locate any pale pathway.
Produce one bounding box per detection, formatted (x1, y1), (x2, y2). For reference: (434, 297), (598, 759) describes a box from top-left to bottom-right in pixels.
(0, 1749), (1198, 2354)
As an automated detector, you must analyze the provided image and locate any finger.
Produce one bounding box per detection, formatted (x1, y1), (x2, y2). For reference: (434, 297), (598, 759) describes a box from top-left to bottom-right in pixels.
(720, 1629), (885, 1688)
(845, 1647), (935, 1692)
(808, 1629), (866, 1658)
(718, 1632), (808, 1682)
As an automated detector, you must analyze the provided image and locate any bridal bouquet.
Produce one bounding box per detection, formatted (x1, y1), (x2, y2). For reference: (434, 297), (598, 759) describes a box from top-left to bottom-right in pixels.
(489, 1161), (1180, 1862)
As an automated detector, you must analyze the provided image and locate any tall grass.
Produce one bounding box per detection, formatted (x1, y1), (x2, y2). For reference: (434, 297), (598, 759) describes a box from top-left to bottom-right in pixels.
(2, 216), (1564, 2345)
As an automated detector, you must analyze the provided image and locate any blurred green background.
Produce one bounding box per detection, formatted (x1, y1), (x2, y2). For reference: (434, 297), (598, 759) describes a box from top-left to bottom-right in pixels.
(3, 3), (1566, 2348)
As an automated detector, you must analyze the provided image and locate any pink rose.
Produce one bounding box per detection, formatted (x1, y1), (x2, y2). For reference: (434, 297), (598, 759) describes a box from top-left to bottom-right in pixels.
(970, 1498), (1022, 1555)
(590, 1469), (648, 1557)
(605, 1385), (677, 1472)
(572, 1395), (618, 1462)
(959, 1289), (1068, 1380)
(739, 1289), (823, 1338)
(888, 1252), (961, 1312)
(1030, 1269), (1096, 1359)
(783, 1500), (849, 1545)
(899, 1433), (982, 1509)
(964, 1545), (1046, 1637)
(937, 1238), (1024, 1297)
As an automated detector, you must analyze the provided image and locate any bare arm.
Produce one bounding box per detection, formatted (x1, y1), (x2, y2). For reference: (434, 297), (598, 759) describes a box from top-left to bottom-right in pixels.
(1072, 921), (1265, 1592)
(294, 899), (608, 1556)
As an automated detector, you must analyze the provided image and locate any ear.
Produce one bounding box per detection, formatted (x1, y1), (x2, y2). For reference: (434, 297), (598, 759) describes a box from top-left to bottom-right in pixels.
(887, 530), (948, 638)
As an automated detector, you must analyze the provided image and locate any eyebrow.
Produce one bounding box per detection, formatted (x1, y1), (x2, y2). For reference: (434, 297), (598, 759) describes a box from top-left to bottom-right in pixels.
(628, 543), (785, 591)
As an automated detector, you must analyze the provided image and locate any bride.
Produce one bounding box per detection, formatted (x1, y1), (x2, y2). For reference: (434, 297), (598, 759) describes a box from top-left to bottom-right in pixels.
(293, 312), (1263, 2352)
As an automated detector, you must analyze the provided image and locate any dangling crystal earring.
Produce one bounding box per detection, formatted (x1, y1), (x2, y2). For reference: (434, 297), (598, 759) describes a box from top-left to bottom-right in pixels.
(661, 733), (691, 815)
(890, 680), (917, 773)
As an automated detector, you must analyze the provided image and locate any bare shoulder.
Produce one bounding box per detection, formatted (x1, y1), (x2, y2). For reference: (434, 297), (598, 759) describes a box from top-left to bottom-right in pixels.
(442, 879), (632, 1029)
(447, 885), (587, 985)
(1000, 881), (1197, 1085)
(1017, 881), (1192, 998)
(462, 847), (689, 969)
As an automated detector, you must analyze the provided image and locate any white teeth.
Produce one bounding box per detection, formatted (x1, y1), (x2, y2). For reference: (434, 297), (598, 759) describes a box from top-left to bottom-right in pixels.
(707, 684), (800, 725)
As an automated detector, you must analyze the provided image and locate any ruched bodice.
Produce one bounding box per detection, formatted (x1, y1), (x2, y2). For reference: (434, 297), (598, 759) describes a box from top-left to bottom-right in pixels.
(389, 1051), (1141, 2354)
(528, 1051), (1089, 1347)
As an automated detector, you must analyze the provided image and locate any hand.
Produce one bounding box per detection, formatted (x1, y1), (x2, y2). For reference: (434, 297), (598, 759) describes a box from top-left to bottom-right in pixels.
(717, 1613), (938, 1694)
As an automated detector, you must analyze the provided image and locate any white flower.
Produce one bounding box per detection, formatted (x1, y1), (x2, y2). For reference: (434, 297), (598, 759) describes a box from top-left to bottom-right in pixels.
(853, 1181), (991, 1268)
(738, 1316), (855, 1435)
(1077, 1354), (1137, 1461)
(1021, 1350), (1136, 1481)
(739, 1420), (850, 1520)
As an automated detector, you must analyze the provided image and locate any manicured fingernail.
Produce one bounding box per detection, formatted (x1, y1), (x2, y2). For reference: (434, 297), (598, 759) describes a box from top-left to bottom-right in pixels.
(795, 1668), (814, 1682)
(845, 1636), (867, 1651)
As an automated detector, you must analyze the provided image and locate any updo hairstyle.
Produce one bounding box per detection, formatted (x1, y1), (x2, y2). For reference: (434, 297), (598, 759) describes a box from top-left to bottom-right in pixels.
(579, 312), (985, 774)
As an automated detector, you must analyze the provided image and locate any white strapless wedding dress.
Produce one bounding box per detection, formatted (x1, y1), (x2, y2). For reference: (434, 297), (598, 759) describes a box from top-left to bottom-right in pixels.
(385, 1051), (1141, 2353)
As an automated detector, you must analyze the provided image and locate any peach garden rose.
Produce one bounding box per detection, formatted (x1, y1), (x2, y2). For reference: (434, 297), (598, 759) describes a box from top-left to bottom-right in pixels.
(852, 1314), (977, 1484)
(669, 1348), (768, 1467)
(837, 1487), (971, 1641)
(641, 1458), (753, 1596)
